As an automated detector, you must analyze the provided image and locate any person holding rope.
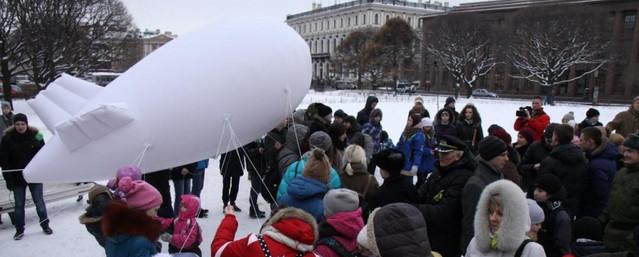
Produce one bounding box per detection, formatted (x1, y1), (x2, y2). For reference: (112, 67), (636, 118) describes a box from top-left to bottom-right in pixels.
(158, 194), (203, 256)
(0, 113), (51, 240)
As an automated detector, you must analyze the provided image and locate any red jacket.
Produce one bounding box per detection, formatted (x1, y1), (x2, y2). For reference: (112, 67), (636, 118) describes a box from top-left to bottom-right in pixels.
(514, 109), (550, 142)
(211, 208), (319, 257)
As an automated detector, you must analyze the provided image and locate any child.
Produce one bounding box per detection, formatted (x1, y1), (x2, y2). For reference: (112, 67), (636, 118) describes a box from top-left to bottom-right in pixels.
(527, 199), (545, 242)
(158, 194), (203, 256)
(534, 174), (573, 257)
(572, 217), (607, 257)
(314, 189), (364, 257)
(79, 184), (115, 247)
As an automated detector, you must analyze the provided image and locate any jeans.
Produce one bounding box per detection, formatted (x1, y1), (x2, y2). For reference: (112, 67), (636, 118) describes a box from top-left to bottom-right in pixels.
(249, 173), (263, 213)
(173, 178), (191, 214)
(222, 174), (240, 205)
(13, 183), (49, 230)
(190, 169), (205, 197)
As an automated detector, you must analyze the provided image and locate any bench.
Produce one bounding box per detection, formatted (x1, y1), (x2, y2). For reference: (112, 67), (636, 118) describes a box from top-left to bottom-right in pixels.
(0, 175), (95, 214)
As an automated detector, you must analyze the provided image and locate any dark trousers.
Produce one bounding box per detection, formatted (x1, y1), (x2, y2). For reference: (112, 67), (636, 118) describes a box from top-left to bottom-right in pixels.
(222, 174), (240, 205)
(191, 169), (205, 197)
(13, 183), (48, 231)
(249, 173), (263, 213)
(173, 178), (191, 214)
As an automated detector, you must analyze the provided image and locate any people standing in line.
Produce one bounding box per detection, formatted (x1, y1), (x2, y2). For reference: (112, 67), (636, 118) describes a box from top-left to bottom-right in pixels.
(220, 149), (244, 212)
(0, 113), (51, 240)
(606, 96), (639, 137)
(357, 96), (379, 126)
(434, 108), (458, 144)
(456, 104), (484, 154)
(577, 127), (619, 219)
(464, 180), (547, 257)
(514, 96), (551, 142)
(414, 135), (476, 257)
(396, 112), (425, 177)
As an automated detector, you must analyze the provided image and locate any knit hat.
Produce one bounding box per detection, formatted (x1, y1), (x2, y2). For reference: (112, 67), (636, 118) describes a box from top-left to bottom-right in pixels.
(623, 133), (639, 150)
(334, 109), (348, 119)
(478, 136), (508, 161)
(116, 166), (142, 182)
(535, 173), (562, 196)
(323, 188), (360, 217)
(315, 103), (333, 118)
(527, 199), (545, 224)
(419, 118), (433, 128)
(609, 133), (625, 146)
(373, 148), (404, 174)
(118, 177), (163, 212)
(13, 113), (27, 124)
(1, 101), (10, 109)
(518, 128), (536, 144)
(488, 125), (512, 145)
(573, 217), (603, 241)
(435, 135), (466, 153)
(445, 96), (455, 107)
(586, 108), (600, 119)
(562, 111), (575, 123)
(415, 96), (424, 104)
(302, 149), (331, 184)
(309, 131), (333, 152)
(543, 123), (559, 139)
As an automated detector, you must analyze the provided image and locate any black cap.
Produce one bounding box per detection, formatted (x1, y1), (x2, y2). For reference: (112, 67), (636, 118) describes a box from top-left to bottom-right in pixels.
(435, 135), (466, 153)
(334, 109), (348, 119)
(374, 148), (405, 174)
(535, 173), (562, 196)
(13, 113), (27, 125)
(478, 136), (508, 161)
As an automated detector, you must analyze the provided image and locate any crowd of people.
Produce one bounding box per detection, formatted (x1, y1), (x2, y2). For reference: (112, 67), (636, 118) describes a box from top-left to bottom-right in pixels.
(2, 94), (639, 257)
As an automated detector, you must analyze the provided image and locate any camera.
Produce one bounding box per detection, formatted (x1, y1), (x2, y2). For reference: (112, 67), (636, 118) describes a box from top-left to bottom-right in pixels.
(516, 106), (533, 117)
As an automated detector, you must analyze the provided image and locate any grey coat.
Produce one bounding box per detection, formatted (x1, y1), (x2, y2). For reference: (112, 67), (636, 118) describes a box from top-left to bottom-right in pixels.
(367, 203), (434, 257)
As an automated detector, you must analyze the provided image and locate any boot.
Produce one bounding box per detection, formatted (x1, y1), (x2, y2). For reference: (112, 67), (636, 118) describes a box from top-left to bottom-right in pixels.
(41, 222), (53, 235)
(13, 228), (24, 240)
(231, 203), (242, 212)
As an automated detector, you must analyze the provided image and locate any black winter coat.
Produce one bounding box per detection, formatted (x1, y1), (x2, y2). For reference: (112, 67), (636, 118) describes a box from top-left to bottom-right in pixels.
(143, 169), (173, 218)
(415, 153), (476, 257)
(367, 175), (417, 214)
(579, 142), (619, 219)
(357, 96), (378, 126)
(456, 120), (484, 154)
(519, 140), (552, 193)
(220, 150), (245, 177)
(540, 143), (588, 217)
(0, 126), (44, 189)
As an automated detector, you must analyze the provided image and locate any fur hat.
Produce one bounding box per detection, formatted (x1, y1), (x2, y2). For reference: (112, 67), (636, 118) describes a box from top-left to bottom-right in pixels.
(13, 113), (27, 124)
(518, 128), (536, 144)
(478, 136), (508, 161)
(309, 131), (333, 152)
(586, 108), (600, 119)
(102, 200), (162, 241)
(323, 188), (359, 217)
(535, 173), (562, 196)
(527, 199), (545, 224)
(623, 133), (639, 150)
(118, 177), (163, 212)
(373, 148), (404, 174)
(473, 180), (529, 253)
(344, 144), (367, 176)
(302, 149), (331, 184)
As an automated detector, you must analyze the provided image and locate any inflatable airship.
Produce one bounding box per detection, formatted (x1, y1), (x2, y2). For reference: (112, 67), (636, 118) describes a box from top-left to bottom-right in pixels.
(23, 18), (312, 183)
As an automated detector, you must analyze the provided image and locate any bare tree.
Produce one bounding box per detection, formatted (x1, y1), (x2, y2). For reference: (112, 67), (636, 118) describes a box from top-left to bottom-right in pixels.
(333, 28), (377, 89)
(0, 0), (27, 105)
(425, 13), (497, 98)
(509, 5), (609, 104)
(374, 17), (416, 90)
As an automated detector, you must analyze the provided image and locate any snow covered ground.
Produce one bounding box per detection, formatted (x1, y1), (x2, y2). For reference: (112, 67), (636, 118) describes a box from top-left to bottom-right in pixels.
(0, 91), (629, 256)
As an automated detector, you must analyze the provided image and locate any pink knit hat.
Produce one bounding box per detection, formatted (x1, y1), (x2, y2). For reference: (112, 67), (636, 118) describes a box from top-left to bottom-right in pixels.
(107, 165), (142, 190)
(118, 177), (162, 212)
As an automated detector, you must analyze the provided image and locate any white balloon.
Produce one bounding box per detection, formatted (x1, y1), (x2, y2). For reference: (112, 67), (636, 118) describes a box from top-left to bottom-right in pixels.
(24, 18), (311, 182)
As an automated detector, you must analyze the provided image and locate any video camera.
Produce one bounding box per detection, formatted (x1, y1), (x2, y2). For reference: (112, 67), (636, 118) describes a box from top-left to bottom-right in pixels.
(516, 106), (533, 117)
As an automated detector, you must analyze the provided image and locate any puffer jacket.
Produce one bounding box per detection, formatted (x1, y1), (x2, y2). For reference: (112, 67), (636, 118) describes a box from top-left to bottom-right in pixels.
(314, 208), (364, 257)
(278, 176), (329, 221)
(396, 130), (425, 172)
(465, 180), (547, 257)
(158, 195), (202, 254)
(579, 141), (619, 218)
(540, 143), (588, 216)
(277, 152), (341, 200)
(277, 124), (309, 175)
(514, 108), (550, 142)
(211, 207), (319, 257)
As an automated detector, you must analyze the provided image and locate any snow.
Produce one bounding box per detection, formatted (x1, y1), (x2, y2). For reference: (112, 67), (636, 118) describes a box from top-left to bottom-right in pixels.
(0, 91), (629, 256)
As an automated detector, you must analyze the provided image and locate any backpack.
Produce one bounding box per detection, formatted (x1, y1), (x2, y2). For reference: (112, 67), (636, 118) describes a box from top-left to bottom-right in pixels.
(514, 239), (532, 257)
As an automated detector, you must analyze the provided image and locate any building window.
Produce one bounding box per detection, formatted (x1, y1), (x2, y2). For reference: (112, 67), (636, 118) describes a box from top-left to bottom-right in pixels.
(341, 18), (343, 28)
(355, 15), (358, 25)
(321, 21), (323, 31)
(333, 38), (337, 52)
(386, 15), (390, 23)
(314, 22), (317, 32)
(375, 14), (379, 24)
(348, 17), (351, 27)
(408, 17), (412, 26)
(321, 40), (324, 53)
(363, 14), (366, 25)
(333, 19), (336, 29)
(624, 13), (637, 30)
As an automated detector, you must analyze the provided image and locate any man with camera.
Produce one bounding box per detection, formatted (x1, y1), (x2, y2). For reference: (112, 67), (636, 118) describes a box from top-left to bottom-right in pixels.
(514, 96), (550, 142)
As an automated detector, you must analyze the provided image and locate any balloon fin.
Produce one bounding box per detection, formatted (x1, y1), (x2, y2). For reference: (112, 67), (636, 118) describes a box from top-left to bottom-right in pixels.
(56, 103), (135, 152)
(27, 73), (103, 134)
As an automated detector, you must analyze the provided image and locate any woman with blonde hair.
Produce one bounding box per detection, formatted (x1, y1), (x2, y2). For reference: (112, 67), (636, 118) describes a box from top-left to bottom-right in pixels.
(340, 145), (379, 201)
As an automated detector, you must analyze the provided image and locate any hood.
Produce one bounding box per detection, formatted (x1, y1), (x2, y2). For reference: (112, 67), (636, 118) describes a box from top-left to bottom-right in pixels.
(101, 201), (161, 242)
(261, 207), (319, 252)
(178, 194), (200, 219)
(285, 124), (309, 151)
(4, 126), (40, 140)
(287, 176), (328, 200)
(365, 96), (379, 110)
(473, 180), (529, 253)
(326, 208), (365, 239)
(367, 203), (432, 257)
(550, 143), (586, 164)
(589, 141), (619, 161)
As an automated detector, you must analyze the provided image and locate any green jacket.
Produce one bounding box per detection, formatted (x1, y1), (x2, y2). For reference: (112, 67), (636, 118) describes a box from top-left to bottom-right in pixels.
(603, 163), (639, 254)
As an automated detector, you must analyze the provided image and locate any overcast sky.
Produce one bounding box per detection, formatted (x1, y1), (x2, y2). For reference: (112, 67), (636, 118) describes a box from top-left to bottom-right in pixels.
(121, 0), (485, 35)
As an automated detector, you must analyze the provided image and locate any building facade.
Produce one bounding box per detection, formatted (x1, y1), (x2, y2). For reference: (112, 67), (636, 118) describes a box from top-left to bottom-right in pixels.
(286, 0), (448, 84)
(421, 0), (639, 101)
(111, 29), (176, 72)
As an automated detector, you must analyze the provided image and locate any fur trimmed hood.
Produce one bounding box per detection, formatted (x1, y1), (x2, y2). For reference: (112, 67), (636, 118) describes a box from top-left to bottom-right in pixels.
(3, 125), (38, 135)
(260, 207), (319, 252)
(473, 180), (529, 253)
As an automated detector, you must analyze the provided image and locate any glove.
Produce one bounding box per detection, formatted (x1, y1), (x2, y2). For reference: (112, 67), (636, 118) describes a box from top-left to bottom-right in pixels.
(411, 165), (418, 173)
(160, 233), (172, 242)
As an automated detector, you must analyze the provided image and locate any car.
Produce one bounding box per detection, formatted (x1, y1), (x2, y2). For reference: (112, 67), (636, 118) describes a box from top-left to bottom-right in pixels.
(471, 88), (498, 98)
(334, 80), (356, 90)
(396, 81), (416, 94)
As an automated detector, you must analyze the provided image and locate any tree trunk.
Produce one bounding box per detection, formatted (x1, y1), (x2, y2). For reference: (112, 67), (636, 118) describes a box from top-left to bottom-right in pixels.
(0, 43), (13, 106)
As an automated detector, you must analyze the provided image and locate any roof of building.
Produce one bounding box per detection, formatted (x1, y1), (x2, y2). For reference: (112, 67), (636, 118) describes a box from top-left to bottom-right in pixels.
(287, 0), (449, 21)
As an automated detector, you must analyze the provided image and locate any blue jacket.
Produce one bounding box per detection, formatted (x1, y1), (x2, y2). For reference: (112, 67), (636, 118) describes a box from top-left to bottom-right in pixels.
(579, 142), (619, 218)
(277, 153), (341, 199)
(362, 122), (383, 154)
(420, 136), (435, 174)
(396, 131), (425, 171)
(105, 235), (157, 257)
(278, 176), (329, 221)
